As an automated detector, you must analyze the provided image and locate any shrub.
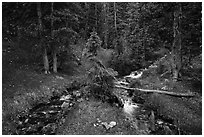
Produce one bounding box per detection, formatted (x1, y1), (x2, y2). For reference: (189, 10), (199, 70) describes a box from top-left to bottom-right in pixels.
(86, 56), (118, 102)
(85, 31), (102, 56)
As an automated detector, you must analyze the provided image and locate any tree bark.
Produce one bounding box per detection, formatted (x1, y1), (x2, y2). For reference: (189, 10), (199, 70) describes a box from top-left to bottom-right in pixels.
(113, 2), (120, 54)
(95, 3), (97, 27)
(51, 2), (57, 73)
(114, 2), (117, 36)
(114, 85), (195, 97)
(43, 48), (49, 74)
(172, 4), (182, 81)
(53, 51), (57, 73)
(102, 3), (108, 48)
(84, 2), (89, 39)
(37, 2), (49, 74)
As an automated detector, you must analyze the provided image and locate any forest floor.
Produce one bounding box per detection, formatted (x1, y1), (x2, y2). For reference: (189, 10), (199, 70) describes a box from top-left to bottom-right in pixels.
(2, 63), (143, 135)
(2, 41), (202, 135)
(2, 42), (142, 134)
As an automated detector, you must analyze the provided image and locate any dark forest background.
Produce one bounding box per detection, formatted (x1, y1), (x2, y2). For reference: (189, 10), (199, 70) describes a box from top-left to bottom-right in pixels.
(2, 2), (201, 76)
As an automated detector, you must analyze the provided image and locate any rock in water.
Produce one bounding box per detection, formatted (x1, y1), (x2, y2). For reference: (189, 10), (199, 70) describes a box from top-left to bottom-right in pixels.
(60, 95), (72, 101)
(61, 102), (70, 110)
(109, 121), (117, 128)
(101, 122), (109, 130)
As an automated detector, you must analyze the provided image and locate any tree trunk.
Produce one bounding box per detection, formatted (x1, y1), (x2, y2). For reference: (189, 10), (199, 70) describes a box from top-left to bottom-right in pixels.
(113, 2), (121, 55)
(43, 48), (49, 74)
(114, 2), (117, 36)
(172, 4), (182, 81)
(51, 2), (57, 73)
(95, 3), (97, 27)
(37, 2), (49, 74)
(114, 2), (120, 54)
(102, 3), (108, 48)
(114, 85), (195, 97)
(53, 50), (57, 73)
(142, 23), (146, 66)
(84, 2), (89, 39)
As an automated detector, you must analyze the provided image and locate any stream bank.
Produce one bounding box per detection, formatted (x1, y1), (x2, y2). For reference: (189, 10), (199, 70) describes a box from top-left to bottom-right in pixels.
(3, 70), (202, 135)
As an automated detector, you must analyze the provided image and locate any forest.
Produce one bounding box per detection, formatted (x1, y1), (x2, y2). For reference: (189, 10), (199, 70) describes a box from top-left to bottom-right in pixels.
(2, 2), (202, 135)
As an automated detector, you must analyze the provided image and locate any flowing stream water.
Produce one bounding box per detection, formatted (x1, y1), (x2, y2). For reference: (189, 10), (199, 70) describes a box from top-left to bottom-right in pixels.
(16, 87), (82, 135)
(15, 82), (182, 135)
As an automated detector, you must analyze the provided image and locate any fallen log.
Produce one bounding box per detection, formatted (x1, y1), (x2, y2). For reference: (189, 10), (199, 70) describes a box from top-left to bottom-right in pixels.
(114, 85), (195, 97)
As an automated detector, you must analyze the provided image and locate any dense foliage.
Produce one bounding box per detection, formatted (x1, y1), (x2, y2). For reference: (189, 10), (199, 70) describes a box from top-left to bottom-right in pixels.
(85, 30), (102, 56)
(2, 2), (201, 75)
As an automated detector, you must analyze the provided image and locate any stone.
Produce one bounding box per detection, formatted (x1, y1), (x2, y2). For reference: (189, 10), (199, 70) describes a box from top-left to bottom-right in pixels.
(60, 95), (72, 101)
(61, 102), (70, 109)
(109, 121), (117, 128)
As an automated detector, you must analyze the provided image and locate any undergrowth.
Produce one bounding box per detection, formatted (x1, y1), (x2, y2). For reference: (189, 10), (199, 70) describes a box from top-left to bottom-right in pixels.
(85, 55), (119, 105)
(2, 80), (78, 135)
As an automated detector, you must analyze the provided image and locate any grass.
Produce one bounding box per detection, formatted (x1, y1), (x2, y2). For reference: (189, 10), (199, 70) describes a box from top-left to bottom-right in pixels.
(57, 98), (141, 135)
(2, 68), (88, 134)
(2, 58), (86, 135)
(144, 93), (202, 135)
(2, 87), (48, 134)
(2, 39), (90, 134)
(2, 40), (202, 135)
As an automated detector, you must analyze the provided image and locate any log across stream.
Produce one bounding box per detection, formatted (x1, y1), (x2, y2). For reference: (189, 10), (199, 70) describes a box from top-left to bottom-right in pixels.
(112, 71), (201, 135)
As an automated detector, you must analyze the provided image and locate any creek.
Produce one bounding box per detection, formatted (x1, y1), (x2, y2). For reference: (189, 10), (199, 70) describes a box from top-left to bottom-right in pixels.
(16, 86), (82, 135)
(15, 80), (183, 135)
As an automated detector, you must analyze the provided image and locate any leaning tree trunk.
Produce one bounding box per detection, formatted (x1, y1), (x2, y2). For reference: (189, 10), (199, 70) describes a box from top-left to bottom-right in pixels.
(172, 4), (182, 81)
(37, 2), (49, 74)
(51, 2), (57, 73)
